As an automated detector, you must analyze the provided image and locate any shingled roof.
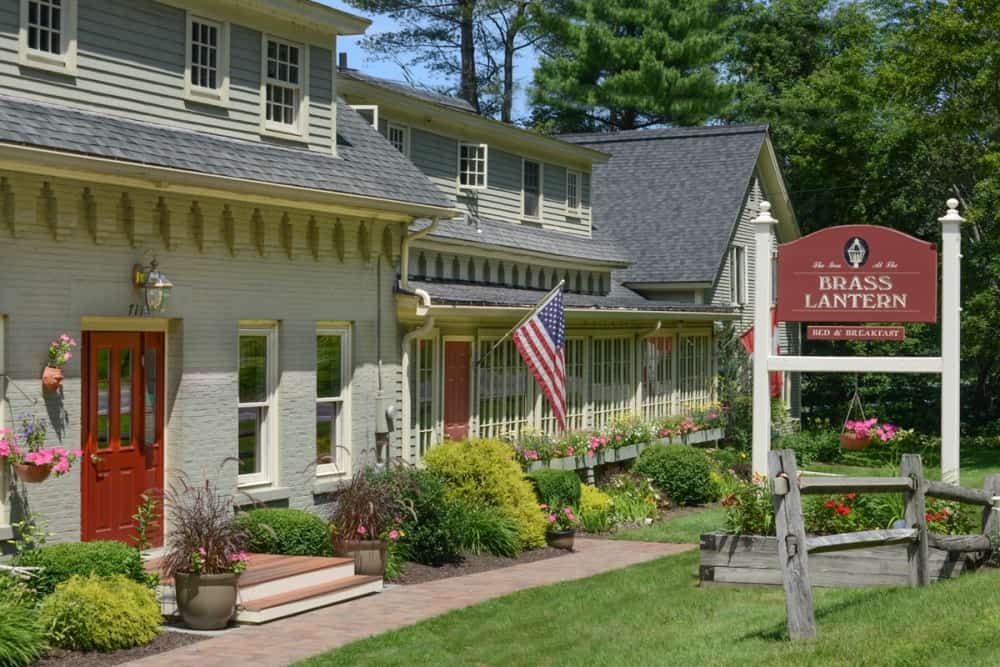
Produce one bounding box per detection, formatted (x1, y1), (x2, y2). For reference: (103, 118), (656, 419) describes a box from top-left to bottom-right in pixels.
(562, 125), (769, 285)
(338, 69), (477, 114)
(0, 94), (454, 211)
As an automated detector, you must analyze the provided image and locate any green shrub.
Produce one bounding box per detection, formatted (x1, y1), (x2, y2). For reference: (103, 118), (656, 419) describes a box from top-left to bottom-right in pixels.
(15, 541), (146, 596)
(605, 474), (660, 525)
(578, 484), (613, 533)
(235, 508), (333, 557)
(527, 469), (581, 509)
(453, 503), (521, 558)
(0, 601), (45, 667)
(425, 439), (548, 549)
(393, 469), (466, 566)
(722, 481), (774, 535)
(38, 574), (161, 652)
(633, 444), (718, 506)
(774, 430), (842, 465)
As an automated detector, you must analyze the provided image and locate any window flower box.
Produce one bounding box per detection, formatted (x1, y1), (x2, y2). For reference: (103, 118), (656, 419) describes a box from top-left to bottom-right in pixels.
(526, 428), (725, 473)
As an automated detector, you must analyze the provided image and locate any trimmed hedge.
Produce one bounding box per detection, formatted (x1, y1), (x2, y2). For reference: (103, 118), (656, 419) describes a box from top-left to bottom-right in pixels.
(39, 574), (161, 652)
(527, 469), (582, 509)
(633, 444), (719, 506)
(15, 541), (147, 596)
(235, 508), (333, 556)
(425, 439), (547, 550)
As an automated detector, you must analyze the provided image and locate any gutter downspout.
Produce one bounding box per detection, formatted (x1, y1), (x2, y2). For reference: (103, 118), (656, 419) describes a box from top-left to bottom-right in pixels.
(400, 217), (439, 292)
(401, 315), (435, 465)
(0, 315), (9, 530)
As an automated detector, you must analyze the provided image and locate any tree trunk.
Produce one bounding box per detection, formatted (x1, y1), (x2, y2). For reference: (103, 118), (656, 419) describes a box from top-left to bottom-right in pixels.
(459, 0), (480, 114)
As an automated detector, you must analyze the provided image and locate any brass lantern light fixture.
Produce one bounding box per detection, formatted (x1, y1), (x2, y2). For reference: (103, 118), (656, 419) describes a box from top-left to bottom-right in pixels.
(132, 256), (174, 313)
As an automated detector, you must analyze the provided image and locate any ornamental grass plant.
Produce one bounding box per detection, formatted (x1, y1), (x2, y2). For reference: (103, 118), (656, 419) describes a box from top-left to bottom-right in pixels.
(161, 474), (248, 577)
(0, 599), (45, 667)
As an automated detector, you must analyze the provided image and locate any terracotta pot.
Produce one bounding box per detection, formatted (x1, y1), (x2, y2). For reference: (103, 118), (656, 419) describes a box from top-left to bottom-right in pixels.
(42, 366), (63, 392)
(174, 572), (240, 630)
(14, 463), (52, 484)
(546, 528), (575, 550)
(333, 539), (388, 576)
(840, 433), (871, 451)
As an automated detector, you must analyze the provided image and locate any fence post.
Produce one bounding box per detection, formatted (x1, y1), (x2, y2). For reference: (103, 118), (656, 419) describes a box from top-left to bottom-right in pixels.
(769, 449), (815, 640)
(981, 474), (1000, 539)
(901, 454), (929, 586)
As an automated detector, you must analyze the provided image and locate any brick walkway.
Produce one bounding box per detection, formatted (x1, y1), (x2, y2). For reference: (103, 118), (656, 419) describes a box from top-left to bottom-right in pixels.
(126, 538), (693, 667)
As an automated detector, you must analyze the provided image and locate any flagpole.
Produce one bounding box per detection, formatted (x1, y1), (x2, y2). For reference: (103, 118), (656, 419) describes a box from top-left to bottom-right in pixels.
(475, 280), (564, 368)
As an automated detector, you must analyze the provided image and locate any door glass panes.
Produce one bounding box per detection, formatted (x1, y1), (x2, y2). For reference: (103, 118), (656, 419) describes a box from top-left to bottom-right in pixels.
(238, 407), (263, 476)
(144, 348), (157, 446)
(119, 349), (132, 445)
(97, 348), (110, 449)
(239, 336), (267, 403)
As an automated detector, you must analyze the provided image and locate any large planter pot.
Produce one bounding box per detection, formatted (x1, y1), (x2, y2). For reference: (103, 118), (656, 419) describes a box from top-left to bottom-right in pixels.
(840, 433), (871, 451)
(13, 463), (52, 484)
(42, 366), (63, 392)
(174, 572), (240, 630)
(546, 529), (575, 550)
(334, 539), (388, 576)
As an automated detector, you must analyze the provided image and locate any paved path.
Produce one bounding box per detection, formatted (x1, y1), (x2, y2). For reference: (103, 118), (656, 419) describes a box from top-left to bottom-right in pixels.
(127, 538), (694, 667)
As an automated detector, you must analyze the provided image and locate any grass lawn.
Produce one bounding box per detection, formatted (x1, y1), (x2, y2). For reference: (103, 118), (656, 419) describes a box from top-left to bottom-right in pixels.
(806, 447), (1000, 489)
(297, 550), (1000, 667)
(612, 507), (725, 544)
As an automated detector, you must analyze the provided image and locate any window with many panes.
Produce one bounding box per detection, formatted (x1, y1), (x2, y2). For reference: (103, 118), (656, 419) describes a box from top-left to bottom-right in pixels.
(523, 160), (541, 218)
(566, 170), (581, 215)
(590, 336), (634, 428)
(262, 37), (306, 135)
(387, 122), (408, 156)
(186, 15), (229, 105)
(477, 338), (532, 439)
(412, 338), (437, 459)
(19, 0), (76, 73)
(540, 338), (586, 433)
(316, 328), (349, 475)
(640, 335), (674, 420)
(728, 245), (747, 306)
(678, 332), (713, 412)
(458, 143), (487, 189)
(238, 326), (277, 486)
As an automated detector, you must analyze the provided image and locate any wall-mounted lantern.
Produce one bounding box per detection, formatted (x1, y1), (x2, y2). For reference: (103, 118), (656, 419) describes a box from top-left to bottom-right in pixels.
(132, 257), (174, 313)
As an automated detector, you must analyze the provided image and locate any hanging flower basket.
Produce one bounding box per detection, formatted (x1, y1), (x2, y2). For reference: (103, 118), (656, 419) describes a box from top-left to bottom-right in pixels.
(14, 463), (52, 484)
(42, 333), (78, 392)
(839, 433), (871, 451)
(42, 366), (64, 392)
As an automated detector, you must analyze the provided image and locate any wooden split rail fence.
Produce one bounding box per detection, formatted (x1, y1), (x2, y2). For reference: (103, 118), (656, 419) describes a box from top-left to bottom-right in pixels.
(769, 449), (1000, 640)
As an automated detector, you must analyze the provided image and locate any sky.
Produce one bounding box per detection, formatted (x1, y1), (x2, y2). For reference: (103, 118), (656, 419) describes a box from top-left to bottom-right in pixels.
(319, 1), (537, 120)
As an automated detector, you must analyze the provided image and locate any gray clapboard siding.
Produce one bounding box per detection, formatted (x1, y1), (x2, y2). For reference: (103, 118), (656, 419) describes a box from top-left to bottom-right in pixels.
(0, 0), (334, 153)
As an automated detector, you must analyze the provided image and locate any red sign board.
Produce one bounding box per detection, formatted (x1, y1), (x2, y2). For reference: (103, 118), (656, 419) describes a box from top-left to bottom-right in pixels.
(777, 225), (937, 323)
(806, 325), (906, 341)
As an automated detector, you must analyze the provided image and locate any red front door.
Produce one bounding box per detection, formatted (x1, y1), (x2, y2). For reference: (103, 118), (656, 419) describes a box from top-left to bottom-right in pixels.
(82, 332), (164, 545)
(443, 341), (471, 441)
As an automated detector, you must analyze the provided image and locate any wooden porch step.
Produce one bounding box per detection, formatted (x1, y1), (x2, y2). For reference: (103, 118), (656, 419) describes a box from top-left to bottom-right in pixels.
(237, 575), (383, 624)
(238, 554), (354, 587)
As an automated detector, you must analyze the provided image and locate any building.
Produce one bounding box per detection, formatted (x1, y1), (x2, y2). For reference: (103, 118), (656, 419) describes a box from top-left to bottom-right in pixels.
(337, 67), (801, 463)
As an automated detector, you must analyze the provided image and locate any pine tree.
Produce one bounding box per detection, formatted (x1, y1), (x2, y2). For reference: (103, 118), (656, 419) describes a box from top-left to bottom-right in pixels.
(530, 0), (732, 132)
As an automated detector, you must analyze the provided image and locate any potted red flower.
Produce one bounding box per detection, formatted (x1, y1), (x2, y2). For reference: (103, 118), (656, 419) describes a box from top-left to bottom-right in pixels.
(0, 415), (82, 483)
(43, 333), (77, 392)
(543, 504), (578, 550)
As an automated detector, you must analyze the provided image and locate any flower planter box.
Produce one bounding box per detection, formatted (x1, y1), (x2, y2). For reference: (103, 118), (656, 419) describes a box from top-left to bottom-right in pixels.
(699, 531), (969, 588)
(526, 428), (725, 473)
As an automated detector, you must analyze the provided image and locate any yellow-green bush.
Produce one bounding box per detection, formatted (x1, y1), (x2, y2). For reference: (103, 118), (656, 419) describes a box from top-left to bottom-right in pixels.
(425, 439), (547, 549)
(579, 484), (614, 533)
(38, 574), (161, 652)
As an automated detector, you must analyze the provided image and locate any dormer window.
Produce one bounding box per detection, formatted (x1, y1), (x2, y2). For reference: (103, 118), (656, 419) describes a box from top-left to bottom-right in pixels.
(261, 36), (309, 139)
(351, 105), (378, 128)
(19, 0), (77, 74)
(185, 15), (230, 106)
(458, 143), (487, 189)
(566, 170), (581, 215)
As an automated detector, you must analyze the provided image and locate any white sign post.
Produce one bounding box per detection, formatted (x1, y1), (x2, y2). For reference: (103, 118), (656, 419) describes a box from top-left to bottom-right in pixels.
(752, 199), (966, 484)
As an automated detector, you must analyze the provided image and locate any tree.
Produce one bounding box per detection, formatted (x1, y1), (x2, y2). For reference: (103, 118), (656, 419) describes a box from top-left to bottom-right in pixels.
(529, 0), (732, 133)
(344, 0), (541, 122)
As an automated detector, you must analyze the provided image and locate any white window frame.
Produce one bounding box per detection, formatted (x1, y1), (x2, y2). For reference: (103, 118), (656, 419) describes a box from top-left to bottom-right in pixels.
(260, 35), (310, 140)
(237, 324), (279, 488)
(351, 104), (379, 128)
(386, 121), (409, 157)
(316, 325), (351, 477)
(185, 12), (230, 107)
(728, 245), (748, 306)
(457, 143), (488, 191)
(522, 158), (543, 220)
(566, 170), (581, 216)
(18, 0), (77, 75)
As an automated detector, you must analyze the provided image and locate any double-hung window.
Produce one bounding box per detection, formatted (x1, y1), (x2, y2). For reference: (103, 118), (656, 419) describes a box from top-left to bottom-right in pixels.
(186, 15), (229, 106)
(523, 159), (542, 219)
(387, 122), (409, 156)
(728, 245), (747, 306)
(19, 0), (77, 74)
(316, 327), (350, 475)
(458, 143), (487, 189)
(566, 170), (581, 215)
(262, 36), (308, 138)
(238, 325), (277, 486)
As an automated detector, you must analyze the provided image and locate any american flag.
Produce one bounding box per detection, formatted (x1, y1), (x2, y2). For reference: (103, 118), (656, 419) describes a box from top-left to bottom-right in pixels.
(512, 286), (567, 431)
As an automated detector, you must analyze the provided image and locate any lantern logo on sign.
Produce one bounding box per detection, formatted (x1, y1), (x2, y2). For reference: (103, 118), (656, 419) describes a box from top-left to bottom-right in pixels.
(844, 237), (869, 269)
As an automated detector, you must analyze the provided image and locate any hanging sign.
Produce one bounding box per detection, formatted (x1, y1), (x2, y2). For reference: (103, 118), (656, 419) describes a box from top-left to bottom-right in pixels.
(806, 325), (906, 341)
(776, 225), (937, 323)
